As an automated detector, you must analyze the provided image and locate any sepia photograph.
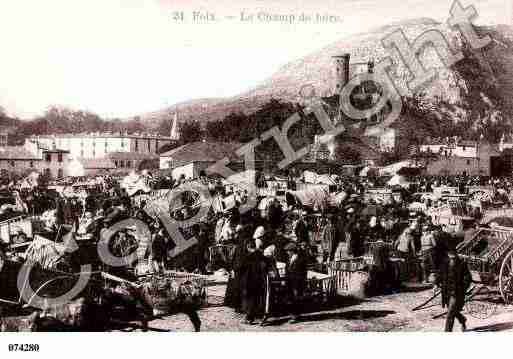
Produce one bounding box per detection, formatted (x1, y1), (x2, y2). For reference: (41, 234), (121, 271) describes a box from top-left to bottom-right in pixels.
(1, 0), (513, 354)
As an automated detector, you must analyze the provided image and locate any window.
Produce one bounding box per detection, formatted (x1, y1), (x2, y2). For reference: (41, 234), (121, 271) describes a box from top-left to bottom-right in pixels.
(120, 161), (125, 168)
(466, 159), (471, 165)
(45, 153), (51, 162)
(58, 153), (63, 163)
(148, 139), (151, 152)
(126, 161), (131, 168)
(80, 150), (84, 158)
(9, 160), (15, 167)
(29, 161), (34, 168)
(114, 160), (118, 167)
(58, 169), (63, 178)
(135, 140), (139, 152)
(105, 141), (108, 153)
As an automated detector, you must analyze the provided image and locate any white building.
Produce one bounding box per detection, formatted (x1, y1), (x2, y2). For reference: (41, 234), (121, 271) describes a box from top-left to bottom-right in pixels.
(160, 141), (243, 180)
(420, 139), (478, 157)
(29, 133), (176, 160)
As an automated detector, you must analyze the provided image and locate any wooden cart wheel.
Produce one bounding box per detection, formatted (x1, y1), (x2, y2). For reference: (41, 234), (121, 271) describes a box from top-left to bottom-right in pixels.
(499, 249), (513, 304)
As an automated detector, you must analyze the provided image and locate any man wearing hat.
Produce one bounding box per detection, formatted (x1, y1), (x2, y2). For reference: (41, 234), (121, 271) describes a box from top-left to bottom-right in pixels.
(293, 211), (309, 244)
(285, 242), (308, 323)
(395, 226), (416, 280)
(419, 223), (437, 284)
(439, 243), (472, 332)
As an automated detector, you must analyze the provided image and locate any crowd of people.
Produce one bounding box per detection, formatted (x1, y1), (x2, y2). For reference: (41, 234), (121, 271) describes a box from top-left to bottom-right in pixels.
(2, 172), (507, 331)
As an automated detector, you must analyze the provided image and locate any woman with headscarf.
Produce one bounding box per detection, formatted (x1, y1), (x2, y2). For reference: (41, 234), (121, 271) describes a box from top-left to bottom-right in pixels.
(240, 241), (267, 324)
(253, 226), (266, 250)
(366, 216), (384, 242)
(263, 245), (280, 279)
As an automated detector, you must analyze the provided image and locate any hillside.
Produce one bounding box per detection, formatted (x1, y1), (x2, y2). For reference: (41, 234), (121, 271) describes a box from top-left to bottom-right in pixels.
(139, 18), (513, 144)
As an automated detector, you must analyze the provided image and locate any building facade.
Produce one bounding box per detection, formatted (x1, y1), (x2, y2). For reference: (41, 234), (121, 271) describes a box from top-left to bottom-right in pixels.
(0, 142), (70, 179)
(29, 133), (175, 160)
(160, 141), (245, 180)
(424, 140), (500, 176)
(0, 147), (40, 179)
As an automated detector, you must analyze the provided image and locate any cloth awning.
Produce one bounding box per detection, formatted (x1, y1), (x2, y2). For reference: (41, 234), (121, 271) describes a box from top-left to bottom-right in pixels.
(286, 187), (329, 210)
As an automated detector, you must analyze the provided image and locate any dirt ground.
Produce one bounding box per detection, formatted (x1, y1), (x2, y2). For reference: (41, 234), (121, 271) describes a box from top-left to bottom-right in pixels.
(126, 283), (513, 333)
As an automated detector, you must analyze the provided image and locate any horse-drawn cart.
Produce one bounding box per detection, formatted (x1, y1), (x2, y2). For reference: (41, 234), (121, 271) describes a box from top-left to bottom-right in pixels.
(0, 261), (209, 331)
(456, 225), (513, 303)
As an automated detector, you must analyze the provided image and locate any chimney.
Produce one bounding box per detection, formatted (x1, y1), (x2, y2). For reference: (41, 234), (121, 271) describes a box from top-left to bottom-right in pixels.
(332, 53), (350, 95)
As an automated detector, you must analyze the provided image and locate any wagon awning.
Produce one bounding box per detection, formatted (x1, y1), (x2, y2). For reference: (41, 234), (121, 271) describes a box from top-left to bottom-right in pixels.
(286, 187), (330, 210)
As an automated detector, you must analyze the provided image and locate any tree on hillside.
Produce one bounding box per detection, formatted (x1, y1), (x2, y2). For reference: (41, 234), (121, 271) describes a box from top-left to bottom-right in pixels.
(179, 120), (204, 144)
(206, 112), (247, 142)
(125, 116), (146, 134)
(377, 150), (402, 166)
(26, 106), (106, 135)
(335, 144), (362, 164)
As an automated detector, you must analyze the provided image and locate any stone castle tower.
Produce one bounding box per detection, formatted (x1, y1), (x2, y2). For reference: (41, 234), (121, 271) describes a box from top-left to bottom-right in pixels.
(332, 53), (350, 96)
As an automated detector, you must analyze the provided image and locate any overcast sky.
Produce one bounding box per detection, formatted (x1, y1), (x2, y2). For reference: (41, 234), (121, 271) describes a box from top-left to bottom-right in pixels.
(0, 0), (509, 119)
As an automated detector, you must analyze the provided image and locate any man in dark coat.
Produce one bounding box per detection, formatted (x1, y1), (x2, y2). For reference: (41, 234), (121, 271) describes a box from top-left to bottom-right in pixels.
(285, 242), (308, 323)
(348, 219), (365, 258)
(224, 233), (247, 312)
(320, 216), (336, 263)
(267, 198), (283, 231)
(334, 211), (346, 244)
(369, 238), (391, 295)
(294, 213), (309, 243)
(439, 247), (472, 332)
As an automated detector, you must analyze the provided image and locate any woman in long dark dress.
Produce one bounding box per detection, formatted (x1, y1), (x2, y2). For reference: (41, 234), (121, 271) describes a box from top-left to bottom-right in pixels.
(224, 226), (247, 312)
(151, 220), (168, 273)
(239, 241), (267, 324)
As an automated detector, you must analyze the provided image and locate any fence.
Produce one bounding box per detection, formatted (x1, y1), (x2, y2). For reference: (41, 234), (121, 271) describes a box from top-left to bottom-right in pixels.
(263, 273), (336, 319)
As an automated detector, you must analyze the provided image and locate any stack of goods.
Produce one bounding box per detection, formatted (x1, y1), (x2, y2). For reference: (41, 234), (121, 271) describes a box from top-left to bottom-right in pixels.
(140, 275), (205, 316)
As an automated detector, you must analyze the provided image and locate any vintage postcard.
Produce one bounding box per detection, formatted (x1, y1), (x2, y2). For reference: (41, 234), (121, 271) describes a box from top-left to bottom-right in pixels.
(0, 0), (513, 355)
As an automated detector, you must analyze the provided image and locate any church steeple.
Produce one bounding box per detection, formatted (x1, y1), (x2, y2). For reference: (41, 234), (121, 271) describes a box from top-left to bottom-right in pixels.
(170, 110), (180, 141)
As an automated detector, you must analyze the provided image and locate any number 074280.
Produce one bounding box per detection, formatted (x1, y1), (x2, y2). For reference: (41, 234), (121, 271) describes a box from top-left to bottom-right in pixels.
(8, 344), (40, 352)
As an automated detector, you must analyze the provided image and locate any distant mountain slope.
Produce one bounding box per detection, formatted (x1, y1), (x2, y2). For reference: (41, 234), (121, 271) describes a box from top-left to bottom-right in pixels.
(139, 18), (513, 140)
